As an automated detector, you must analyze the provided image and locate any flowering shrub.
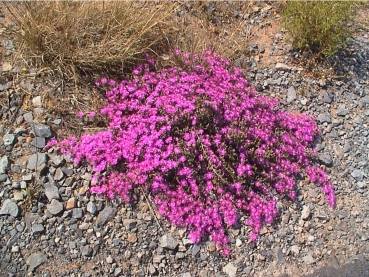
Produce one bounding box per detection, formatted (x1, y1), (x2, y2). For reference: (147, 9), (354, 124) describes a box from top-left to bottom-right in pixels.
(50, 50), (335, 256)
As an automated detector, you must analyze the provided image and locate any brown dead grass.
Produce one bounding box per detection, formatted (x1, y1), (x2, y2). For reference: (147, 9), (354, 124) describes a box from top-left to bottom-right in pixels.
(3, 1), (253, 83)
(166, 1), (253, 62)
(4, 1), (178, 80)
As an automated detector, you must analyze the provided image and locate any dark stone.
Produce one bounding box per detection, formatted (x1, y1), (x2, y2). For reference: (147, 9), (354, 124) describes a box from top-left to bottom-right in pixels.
(33, 123), (53, 138)
(30, 137), (46, 148)
(96, 206), (117, 227)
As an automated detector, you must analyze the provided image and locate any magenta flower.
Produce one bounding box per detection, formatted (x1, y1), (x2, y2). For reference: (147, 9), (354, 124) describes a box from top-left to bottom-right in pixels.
(53, 49), (335, 256)
(76, 111), (84, 117)
(183, 52), (190, 59)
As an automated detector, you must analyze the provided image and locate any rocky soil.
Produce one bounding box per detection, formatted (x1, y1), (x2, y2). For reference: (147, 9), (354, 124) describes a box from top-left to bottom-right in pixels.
(0, 2), (368, 277)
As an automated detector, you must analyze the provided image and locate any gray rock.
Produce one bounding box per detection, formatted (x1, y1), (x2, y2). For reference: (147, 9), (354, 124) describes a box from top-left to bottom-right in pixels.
(44, 183), (60, 201)
(318, 154), (333, 166)
(20, 181), (27, 189)
(81, 245), (92, 256)
(114, 267), (122, 277)
(357, 182), (367, 189)
(32, 224), (44, 234)
(3, 133), (15, 146)
(61, 167), (74, 176)
(351, 169), (364, 181)
(36, 163), (47, 177)
(106, 255), (114, 264)
(336, 107), (349, 116)
(223, 262), (238, 277)
(33, 107), (44, 115)
(287, 87), (297, 103)
(32, 96), (42, 108)
(0, 82), (11, 91)
(235, 238), (242, 247)
(335, 136), (346, 149)
(290, 245), (300, 255)
(275, 247), (284, 263)
(53, 167), (64, 181)
(0, 155), (9, 174)
(27, 153), (48, 170)
(25, 212), (40, 227)
(14, 128), (26, 137)
(23, 174), (33, 182)
(275, 63), (291, 72)
(26, 253), (47, 272)
(72, 208), (83, 219)
(316, 114), (331, 123)
(123, 219), (137, 231)
(314, 209), (329, 221)
(192, 243), (200, 256)
(176, 252), (186, 259)
(160, 234), (178, 250)
(11, 164), (21, 174)
(323, 91), (332, 103)
(243, 267), (252, 275)
(0, 174), (8, 182)
(53, 119), (62, 125)
(0, 199), (19, 217)
(96, 206), (117, 227)
(362, 96), (369, 104)
(30, 137), (46, 148)
(12, 181), (20, 189)
(314, 143), (325, 152)
(47, 199), (63, 215)
(51, 155), (65, 167)
(301, 205), (311, 220)
(4, 40), (14, 50)
(148, 263), (156, 275)
(23, 112), (33, 123)
(33, 123), (53, 138)
(87, 201), (97, 215)
(302, 254), (315, 264)
(327, 129), (338, 138)
(355, 116), (363, 124)
(332, 118), (343, 127)
(343, 141), (351, 153)
(153, 254), (165, 263)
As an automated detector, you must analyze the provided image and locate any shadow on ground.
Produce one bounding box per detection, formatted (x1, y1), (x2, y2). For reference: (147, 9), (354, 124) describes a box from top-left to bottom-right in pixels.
(279, 255), (369, 277)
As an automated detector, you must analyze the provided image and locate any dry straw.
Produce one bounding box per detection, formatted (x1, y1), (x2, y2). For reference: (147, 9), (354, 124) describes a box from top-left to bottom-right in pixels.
(4, 1), (251, 81)
(4, 1), (179, 79)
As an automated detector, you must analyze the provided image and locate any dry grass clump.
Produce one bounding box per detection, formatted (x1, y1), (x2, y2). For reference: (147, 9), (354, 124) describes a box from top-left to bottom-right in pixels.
(4, 1), (252, 82)
(4, 1), (178, 80)
(166, 1), (252, 63)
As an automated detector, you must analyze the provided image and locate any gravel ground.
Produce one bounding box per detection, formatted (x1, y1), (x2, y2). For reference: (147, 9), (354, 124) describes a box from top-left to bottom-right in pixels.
(0, 2), (368, 277)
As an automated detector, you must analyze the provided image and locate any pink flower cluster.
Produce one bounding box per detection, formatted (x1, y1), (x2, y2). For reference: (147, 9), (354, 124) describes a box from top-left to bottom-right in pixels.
(54, 50), (335, 256)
